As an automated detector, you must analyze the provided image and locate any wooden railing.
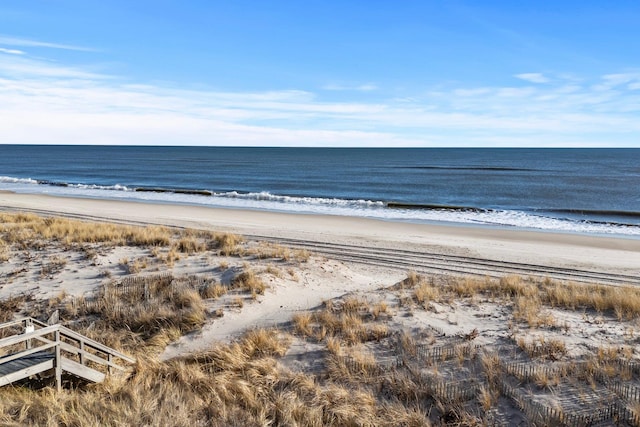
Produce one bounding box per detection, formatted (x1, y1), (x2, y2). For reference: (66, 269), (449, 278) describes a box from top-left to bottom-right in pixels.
(0, 318), (135, 390)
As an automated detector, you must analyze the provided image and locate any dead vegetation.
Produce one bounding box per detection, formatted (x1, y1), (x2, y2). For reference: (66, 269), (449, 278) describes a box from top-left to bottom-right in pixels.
(2, 212), (640, 425)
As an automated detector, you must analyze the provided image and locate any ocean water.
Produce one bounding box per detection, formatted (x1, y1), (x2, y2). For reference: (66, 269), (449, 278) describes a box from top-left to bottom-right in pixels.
(1, 145), (639, 237)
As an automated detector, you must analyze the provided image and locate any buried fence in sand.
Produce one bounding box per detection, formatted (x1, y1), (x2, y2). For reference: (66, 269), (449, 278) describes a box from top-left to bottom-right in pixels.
(339, 334), (640, 426)
(499, 379), (640, 426)
(504, 360), (640, 404)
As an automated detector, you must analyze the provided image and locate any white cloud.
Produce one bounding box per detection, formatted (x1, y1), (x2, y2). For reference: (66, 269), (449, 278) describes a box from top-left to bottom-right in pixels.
(453, 88), (491, 97)
(0, 47), (24, 55)
(496, 87), (537, 97)
(322, 83), (378, 92)
(0, 49), (639, 147)
(0, 36), (93, 51)
(515, 73), (549, 84)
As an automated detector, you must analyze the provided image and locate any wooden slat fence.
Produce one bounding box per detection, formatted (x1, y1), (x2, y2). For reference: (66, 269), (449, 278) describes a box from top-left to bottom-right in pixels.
(619, 404), (640, 426)
(424, 375), (480, 403)
(500, 378), (640, 427)
(115, 273), (174, 298)
(503, 361), (581, 382)
(339, 355), (395, 376)
(604, 379), (640, 404)
(499, 380), (565, 425)
(76, 273), (221, 313)
(337, 354), (481, 404)
(409, 341), (477, 363)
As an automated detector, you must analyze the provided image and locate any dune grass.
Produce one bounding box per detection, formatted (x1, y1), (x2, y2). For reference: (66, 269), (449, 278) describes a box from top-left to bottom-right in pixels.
(403, 272), (640, 322)
(0, 327), (433, 427)
(0, 213), (244, 258)
(2, 212), (639, 425)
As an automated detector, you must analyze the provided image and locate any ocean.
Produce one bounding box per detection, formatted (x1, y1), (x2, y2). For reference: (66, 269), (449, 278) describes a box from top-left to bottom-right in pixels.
(1, 145), (639, 237)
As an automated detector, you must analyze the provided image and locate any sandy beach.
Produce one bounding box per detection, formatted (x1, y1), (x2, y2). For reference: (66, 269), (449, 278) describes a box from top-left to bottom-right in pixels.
(2, 191), (640, 425)
(2, 191), (639, 273)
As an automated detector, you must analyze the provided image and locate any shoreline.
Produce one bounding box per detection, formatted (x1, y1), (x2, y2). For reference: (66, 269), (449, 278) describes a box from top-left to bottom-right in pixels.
(1, 191), (639, 276)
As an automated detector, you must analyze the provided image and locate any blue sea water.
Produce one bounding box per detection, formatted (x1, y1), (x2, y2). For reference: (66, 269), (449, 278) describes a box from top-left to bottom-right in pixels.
(1, 145), (639, 236)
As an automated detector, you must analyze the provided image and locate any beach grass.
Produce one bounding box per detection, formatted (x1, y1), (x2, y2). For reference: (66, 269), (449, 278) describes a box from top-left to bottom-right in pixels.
(1, 212), (640, 425)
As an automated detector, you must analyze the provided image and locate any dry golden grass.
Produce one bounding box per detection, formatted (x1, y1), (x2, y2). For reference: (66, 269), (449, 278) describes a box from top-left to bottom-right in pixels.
(200, 282), (227, 299)
(265, 264), (283, 278)
(516, 335), (567, 360)
(231, 269), (266, 296)
(341, 296), (369, 314)
(119, 257), (148, 274)
(533, 369), (560, 390)
(39, 255), (67, 277)
(414, 281), (439, 307)
(0, 327), (427, 426)
(246, 242), (310, 263)
(512, 295), (556, 328)
(289, 295), (393, 348)
(405, 270), (420, 288)
(478, 386), (497, 411)
(4, 212), (640, 425)
(0, 239), (9, 262)
(57, 278), (209, 355)
(326, 346), (380, 382)
(371, 300), (390, 319)
(176, 236), (206, 254)
(212, 232), (243, 256)
(0, 295), (29, 324)
(402, 272), (640, 321)
(292, 312), (313, 336)
(0, 214), (251, 268)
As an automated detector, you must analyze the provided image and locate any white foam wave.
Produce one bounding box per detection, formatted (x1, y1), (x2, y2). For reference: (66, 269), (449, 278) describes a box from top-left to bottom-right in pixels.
(68, 183), (131, 191)
(0, 176), (39, 185)
(0, 179), (638, 237)
(214, 191), (386, 208)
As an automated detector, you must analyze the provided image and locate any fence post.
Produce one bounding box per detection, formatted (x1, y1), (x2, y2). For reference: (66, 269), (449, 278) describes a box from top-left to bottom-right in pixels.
(24, 318), (34, 350)
(79, 340), (85, 365)
(54, 329), (62, 391)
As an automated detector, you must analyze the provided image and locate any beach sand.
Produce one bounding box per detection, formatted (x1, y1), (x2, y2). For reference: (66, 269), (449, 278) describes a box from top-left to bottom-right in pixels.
(2, 192), (640, 424)
(2, 191), (638, 272)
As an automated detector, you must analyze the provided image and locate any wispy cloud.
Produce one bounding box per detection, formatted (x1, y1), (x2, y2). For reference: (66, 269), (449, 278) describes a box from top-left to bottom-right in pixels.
(0, 35), (94, 52)
(0, 57), (108, 80)
(0, 46), (639, 147)
(0, 47), (24, 55)
(322, 83), (378, 92)
(515, 73), (549, 83)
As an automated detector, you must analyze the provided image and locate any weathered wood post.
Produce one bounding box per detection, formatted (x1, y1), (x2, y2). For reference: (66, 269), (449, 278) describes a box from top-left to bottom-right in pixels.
(24, 318), (34, 350)
(54, 329), (62, 391)
(79, 341), (85, 365)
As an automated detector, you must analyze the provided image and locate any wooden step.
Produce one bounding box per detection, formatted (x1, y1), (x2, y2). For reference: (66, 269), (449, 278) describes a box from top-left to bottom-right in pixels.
(60, 358), (105, 383)
(0, 351), (55, 386)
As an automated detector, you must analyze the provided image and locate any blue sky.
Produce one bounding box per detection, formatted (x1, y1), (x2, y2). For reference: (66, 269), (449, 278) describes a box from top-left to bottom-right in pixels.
(1, 1), (639, 147)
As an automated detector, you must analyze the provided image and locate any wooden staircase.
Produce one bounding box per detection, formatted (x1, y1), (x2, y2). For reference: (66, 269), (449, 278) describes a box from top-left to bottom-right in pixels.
(0, 318), (135, 390)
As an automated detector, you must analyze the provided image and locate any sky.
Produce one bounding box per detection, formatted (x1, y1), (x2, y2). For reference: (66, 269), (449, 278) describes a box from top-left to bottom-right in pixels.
(0, 1), (639, 147)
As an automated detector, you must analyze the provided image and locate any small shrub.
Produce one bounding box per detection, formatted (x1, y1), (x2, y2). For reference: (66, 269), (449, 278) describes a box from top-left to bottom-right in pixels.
(293, 312), (313, 336)
(213, 233), (243, 256)
(232, 270), (266, 295)
(40, 255), (67, 277)
(414, 282), (439, 307)
(200, 282), (226, 299)
(176, 237), (206, 254)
